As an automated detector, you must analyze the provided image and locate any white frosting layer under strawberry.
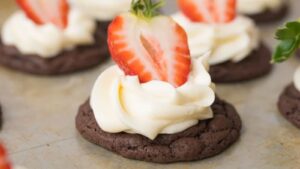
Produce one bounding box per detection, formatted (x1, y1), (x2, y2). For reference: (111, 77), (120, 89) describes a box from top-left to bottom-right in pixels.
(69, 0), (132, 21)
(294, 67), (300, 91)
(172, 13), (259, 65)
(238, 0), (284, 15)
(90, 55), (215, 140)
(1, 10), (96, 58)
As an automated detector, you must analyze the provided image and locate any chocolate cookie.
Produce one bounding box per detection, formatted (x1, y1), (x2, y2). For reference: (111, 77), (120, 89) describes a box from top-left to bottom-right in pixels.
(245, 4), (288, 24)
(76, 97), (242, 163)
(97, 21), (111, 33)
(0, 23), (109, 75)
(209, 43), (272, 83)
(278, 84), (300, 128)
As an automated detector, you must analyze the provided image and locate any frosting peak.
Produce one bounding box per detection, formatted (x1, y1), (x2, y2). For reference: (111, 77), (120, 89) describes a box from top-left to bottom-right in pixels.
(172, 13), (259, 65)
(90, 55), (215, 139)
(238, 0), (283, 15)
(1, 10), (96, 58)
(69, 0), (132, 21)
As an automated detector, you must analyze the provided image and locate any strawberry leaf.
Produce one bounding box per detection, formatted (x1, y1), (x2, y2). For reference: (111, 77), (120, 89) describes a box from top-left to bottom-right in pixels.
(131, 0), (164, 18)
(272, 21), (300, 63)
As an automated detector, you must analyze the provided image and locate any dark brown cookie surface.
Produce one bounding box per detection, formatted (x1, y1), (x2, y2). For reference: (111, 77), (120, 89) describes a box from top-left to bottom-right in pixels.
(76, 98), (242, 163)
(278, 84), (300, 128)
(244, 4), (288, 23)
(0, 23), (109, 75)
(209, 43), (272, 83)
(97, 21), (111, 33)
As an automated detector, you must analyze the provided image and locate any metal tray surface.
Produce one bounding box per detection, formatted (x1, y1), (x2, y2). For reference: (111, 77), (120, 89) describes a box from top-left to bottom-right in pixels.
(0, 0), (300, 168)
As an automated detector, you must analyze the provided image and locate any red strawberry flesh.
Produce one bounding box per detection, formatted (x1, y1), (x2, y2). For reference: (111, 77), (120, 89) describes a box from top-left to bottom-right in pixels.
(108, 14), (191, 87)
(0, 144), (11, 169)
(16, 0), (69, 29)
(178, 0), (237, 23)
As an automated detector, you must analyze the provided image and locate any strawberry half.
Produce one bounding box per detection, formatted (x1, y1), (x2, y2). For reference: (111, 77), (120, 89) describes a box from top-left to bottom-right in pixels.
(108, 1), (191, 88)
(177, 0), (236, 23)
(0, 144), (11, 169)
(16, 0), (69, 29)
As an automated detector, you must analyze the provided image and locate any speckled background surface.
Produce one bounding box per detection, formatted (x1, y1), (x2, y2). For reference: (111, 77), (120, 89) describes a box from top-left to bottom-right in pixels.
(0, 0), (300, 169)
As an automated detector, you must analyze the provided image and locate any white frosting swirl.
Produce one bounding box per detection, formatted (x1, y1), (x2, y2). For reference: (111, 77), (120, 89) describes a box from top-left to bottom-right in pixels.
(90, 55), (215, 140)
(1, 10), (96, 58)
(172, 13), (259, 65)
(238, 0), (284, 15)
(294, 66), (300, 91)
(69, 0), (132, 21)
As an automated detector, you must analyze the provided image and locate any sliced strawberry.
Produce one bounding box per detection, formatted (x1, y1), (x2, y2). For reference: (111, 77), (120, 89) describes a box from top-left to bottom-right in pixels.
(0, 144), (11, 169)
(16, 0), (69, 29)
(177, 0), (236, 23)
(108, 14), (191, 87)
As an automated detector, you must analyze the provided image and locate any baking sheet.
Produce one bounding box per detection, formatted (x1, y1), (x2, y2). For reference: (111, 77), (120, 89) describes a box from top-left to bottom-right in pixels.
(1, 0), (300, 168)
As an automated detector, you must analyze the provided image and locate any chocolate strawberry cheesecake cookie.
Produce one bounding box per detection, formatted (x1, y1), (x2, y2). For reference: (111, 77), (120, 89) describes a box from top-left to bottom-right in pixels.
(237, 0), (288, 23)
(173, 0), (272, 83)
(76, 0), (242, 163)
(0, 143), (11, 169)
(0, 144), (13, 169)
(69, 0), (132, 33)
(0, 142), (29, 169)
(274, 20), (300, 128)
(0, 0), (109, 75)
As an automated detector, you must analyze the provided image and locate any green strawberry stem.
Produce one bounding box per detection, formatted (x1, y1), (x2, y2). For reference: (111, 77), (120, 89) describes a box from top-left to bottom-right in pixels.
(272, 20), (300, 63)
(131, 0), (164, 19)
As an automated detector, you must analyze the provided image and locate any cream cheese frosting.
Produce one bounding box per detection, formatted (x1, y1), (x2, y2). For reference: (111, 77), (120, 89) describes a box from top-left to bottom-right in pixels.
(237, 0), (284, 15)
(90, 54), (215, 140)
(69, 0), (132, 21)
(293, 66), (300, 91)
(1, 10), (96, 58)
(172, 12), (259, 65)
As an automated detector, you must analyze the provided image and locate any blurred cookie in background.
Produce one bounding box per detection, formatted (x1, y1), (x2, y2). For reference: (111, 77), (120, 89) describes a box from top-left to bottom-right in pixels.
(237, 0), (288, 23)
